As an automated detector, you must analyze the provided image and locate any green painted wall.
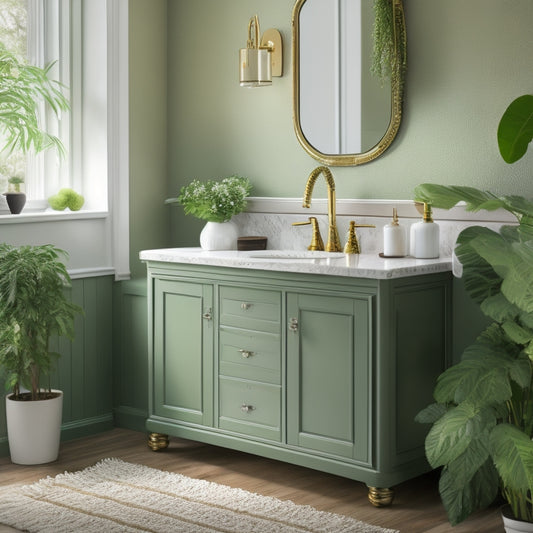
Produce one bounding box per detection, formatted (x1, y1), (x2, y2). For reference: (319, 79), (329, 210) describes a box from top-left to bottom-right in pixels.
(129, 0), (170, 278)
(113, 279), (148, 431)
(156, 0), (533, 246)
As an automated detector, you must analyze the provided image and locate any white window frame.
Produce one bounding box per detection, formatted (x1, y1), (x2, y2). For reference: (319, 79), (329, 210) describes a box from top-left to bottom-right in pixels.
(25, 0), (107, 211)
(0, 0), (130, 281)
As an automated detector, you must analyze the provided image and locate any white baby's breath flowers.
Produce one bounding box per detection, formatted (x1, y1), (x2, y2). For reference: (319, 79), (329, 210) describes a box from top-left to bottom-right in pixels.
(165, 175), (252, 223)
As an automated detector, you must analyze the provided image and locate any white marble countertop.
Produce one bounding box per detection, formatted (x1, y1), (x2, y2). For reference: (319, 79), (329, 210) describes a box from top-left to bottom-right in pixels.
(140, 247), (453, 280)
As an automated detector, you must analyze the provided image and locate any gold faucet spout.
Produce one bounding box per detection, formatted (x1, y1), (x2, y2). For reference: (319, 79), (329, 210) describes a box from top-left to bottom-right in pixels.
(302, 166), (341, 252)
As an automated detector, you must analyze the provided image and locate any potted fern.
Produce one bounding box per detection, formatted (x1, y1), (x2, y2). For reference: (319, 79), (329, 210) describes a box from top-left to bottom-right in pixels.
(415, 95), (533, 532)
(0, 41), (69, 213)
(0, 244), (82, 464)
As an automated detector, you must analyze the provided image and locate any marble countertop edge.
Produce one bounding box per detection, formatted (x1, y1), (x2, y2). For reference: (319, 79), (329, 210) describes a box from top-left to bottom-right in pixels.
(140, 248), (453, 280)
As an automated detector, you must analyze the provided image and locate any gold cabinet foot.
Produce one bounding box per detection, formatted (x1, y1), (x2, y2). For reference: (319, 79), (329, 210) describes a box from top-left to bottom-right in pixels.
(148, 432), (169, 451)
(368, 486), (394, 507)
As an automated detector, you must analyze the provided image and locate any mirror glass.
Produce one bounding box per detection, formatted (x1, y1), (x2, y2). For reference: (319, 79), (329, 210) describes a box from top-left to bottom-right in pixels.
(292, 0), (406, 166)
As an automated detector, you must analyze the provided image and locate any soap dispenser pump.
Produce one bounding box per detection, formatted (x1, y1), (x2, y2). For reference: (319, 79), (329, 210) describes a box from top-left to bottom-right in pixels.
(383, 208), (407, 257)
(410, 202), (440, 259)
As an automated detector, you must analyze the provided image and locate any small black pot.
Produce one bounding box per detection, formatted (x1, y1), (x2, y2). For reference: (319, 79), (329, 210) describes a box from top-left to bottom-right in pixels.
(4, 192), (26, 214)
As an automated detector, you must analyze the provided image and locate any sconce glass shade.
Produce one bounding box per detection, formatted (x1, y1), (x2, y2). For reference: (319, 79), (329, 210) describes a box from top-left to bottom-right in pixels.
(240, 48), (272, 87)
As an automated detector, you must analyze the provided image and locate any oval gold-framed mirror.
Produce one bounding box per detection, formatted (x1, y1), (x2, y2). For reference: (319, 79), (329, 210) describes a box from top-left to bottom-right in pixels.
(292, 0), (406, 166)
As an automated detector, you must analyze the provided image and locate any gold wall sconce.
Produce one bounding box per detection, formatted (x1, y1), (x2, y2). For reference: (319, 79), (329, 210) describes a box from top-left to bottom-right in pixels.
(239, 15), (282, 87)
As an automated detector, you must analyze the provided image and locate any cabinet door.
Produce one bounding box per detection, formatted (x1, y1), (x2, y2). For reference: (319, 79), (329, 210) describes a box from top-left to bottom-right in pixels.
(153, 278), (213, 426)
(287, 292), (371, 465)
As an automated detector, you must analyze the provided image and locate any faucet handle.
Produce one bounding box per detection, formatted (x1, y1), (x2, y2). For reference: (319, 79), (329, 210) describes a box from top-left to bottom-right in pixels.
(344, 220), (376, 255)
(292, 216), (325, 251)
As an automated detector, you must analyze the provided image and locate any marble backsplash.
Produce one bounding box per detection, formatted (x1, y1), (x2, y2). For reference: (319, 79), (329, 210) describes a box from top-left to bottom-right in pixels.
(232, 211), (507, 257)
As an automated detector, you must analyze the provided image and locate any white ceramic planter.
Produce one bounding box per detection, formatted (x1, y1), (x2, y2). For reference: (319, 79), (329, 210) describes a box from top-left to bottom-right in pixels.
(502, 506), (533, 533)
(6, 390), (63, 465)
(200, 220), (238, 251)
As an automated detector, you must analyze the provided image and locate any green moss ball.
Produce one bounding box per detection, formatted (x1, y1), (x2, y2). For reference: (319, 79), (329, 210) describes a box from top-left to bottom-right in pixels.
(48, 188), (85, 211)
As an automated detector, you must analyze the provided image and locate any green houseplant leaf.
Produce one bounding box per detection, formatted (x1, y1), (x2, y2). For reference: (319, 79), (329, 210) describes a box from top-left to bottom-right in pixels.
(498, 95), (533, 164)
(414, 184), (514, 214)
(491, 423), (533, 521)
(501, 241), (533, 314)
(425, 403), (496, 469)
(439, 459), (499, 526)
(414, 183), (533, 222)
(453, 226), (503, 305)
(480, 292), (519, 323)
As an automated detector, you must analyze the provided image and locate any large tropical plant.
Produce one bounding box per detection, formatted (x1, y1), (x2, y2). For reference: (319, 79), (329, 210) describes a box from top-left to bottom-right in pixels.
(0, 244), (82, 401)
(414, 95), (533, 526)
(414, 184), (533, 524)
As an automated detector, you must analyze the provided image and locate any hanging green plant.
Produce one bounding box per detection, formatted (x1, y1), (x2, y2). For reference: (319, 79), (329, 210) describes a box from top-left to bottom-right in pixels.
(371, 0), (406, 85)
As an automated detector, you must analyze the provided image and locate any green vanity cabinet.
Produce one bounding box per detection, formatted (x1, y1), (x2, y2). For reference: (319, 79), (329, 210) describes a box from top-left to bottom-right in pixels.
(145, 261), (451, 505)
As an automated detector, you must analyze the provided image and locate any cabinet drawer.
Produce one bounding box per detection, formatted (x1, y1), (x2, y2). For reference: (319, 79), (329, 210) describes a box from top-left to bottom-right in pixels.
(219, 327), (280, 384)
(219, 286), (280, 333)
(218, 377), (281, 441)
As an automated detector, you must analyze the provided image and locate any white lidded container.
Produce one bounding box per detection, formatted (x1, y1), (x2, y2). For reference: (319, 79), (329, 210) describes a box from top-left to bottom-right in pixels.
(410, 202), (440, 259)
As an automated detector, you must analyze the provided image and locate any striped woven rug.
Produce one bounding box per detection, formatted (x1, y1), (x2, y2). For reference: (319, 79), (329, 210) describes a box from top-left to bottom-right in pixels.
(0, 458), (398, 532)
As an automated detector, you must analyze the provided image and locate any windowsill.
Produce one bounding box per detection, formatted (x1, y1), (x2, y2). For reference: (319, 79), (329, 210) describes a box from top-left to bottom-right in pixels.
(0, 209), (109, 224)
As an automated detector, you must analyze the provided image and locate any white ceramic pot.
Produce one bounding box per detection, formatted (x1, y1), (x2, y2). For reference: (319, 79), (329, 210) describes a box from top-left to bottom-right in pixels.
(502, 506), (533, 533)
(200, 220), (238, 251)
(6, 390), (63, 465)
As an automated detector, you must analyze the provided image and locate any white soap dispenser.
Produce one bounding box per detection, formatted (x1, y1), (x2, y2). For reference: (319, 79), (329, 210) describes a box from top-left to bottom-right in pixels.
(383, 208), (407, 257)
(410, 202), (440, 258)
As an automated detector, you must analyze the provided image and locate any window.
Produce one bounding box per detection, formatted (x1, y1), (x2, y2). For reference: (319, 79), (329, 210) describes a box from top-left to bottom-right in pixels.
(0, 0), (109, 211)
(0, 0), (130, 280)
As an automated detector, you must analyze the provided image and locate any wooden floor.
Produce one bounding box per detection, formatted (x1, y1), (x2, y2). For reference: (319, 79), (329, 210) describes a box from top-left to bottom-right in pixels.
(0, 428), (503, 532)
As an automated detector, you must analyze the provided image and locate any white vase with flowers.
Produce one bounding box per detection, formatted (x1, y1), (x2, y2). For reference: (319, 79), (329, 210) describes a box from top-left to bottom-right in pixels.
(165, 175), (252, 251)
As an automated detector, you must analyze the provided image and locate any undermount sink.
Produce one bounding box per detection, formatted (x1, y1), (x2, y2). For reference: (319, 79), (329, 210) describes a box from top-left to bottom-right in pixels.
(245, 250), (345, 260)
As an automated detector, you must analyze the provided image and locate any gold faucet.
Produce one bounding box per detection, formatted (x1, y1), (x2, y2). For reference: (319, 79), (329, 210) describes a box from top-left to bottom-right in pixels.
(302, 166), (342, 252)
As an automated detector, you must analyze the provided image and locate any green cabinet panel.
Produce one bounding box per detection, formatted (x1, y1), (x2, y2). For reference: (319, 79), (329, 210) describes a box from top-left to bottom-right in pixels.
(394, 284), (449, 455)
(153, 278), (213, 426)
(287, 293), (371, 463)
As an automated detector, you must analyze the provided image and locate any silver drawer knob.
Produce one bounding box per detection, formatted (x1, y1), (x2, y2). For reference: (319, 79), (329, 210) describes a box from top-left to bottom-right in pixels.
(239, 349), (254, 358)
(241, 302), (252, 310)
(241, 404), (255, 413)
